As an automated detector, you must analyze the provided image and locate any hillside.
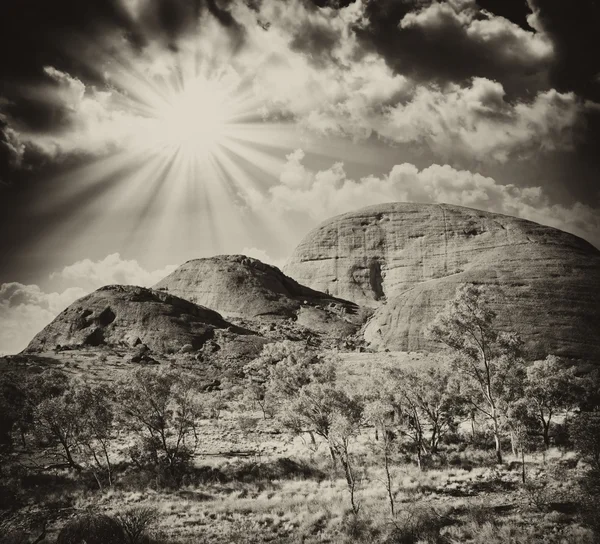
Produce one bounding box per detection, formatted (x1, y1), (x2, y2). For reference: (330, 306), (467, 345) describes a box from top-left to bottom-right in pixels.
(25, 284), (252, 354)
(285, 202), (600, 360)
(153, 254), (365, 338)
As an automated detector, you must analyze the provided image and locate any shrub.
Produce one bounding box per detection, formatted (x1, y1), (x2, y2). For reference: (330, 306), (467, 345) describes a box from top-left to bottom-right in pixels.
(385, 508), (449, 544)
(340, 513), (380, 543)
(117, 507), (157, 544)
(571, 412), (600, 471)
(57, 514), (125, 544)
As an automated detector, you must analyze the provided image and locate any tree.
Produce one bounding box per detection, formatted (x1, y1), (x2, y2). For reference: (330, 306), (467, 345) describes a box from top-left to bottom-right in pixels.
(507, 400), (543, 483)
(242, 381), (275, 420)
(520, 356), (580, 449)
(571, 412), (600, 472)
(282, 382), (363, 513)
(391, 365), (466, 458)
(365, 399), (397, 516)
(72, 382), (116, 487)
(116, 367), (202, 474)
(244, 341), (336, 432)
(429, 283), (524, 464)
(30, 377), (81, 469)
(0, 373), (28, 453)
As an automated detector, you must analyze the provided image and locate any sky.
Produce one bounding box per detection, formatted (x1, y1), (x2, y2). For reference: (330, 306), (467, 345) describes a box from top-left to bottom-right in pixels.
(1, 0), (599, 353)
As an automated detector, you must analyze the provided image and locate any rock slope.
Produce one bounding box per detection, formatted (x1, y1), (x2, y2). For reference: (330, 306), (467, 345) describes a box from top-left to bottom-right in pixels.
(284, 203), (600, 361)
(25, 285), (241, 354)
(153, 255), (364, 337)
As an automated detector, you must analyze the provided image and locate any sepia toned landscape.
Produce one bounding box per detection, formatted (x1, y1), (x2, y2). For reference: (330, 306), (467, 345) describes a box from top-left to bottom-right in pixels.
(2, 202), (600, 543)
(1, 1), (599, 543)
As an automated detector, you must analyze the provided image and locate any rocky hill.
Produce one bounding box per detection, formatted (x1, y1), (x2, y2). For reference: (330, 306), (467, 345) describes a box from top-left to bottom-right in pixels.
(25, 285), (251, 354)
(284, 203), (600, 361)
(153, 255), (364, 338)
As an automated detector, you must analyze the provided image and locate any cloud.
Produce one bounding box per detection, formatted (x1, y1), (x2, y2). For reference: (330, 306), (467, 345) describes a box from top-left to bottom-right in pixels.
(0, 254), (177, 355)
(51, 253), (177, 291)
(355, 0), (553, 97)
(256, 150), (600, 248)
(527, 0), (600, 102)
(5, 67), (144, 159)
(0, 0), (592, 172)
(0, 283), (87, 356)
(381, 77), (587, 162)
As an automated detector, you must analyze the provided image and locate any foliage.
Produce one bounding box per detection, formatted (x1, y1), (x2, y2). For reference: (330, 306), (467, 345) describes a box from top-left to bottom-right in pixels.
(0, 373), (28, 466)
(117, 367), (202, 475)
(571, 412), (600, 471)
(117, 507), (158, 544)
(429, 283), (525, 463)
(385, 507), (449, 544)
(390, 365), (466, 462)
(517, 356), (580, 448)
(57, 514), (125, 544)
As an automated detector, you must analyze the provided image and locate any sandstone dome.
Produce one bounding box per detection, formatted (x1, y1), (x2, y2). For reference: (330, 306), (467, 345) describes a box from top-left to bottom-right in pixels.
(153, 255), (363, 336)
(284, 202), (600, 361)
(25, 285), (236, 354)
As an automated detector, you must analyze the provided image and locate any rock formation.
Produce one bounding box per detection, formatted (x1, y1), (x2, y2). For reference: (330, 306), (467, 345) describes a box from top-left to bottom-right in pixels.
(284, 203), (600, 361)
(153, 255), (364, 337)
(25, 285), (244, 354)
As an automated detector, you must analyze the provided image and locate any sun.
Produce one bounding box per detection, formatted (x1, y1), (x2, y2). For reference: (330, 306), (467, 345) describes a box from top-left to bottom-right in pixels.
(151, 76), (232, 157)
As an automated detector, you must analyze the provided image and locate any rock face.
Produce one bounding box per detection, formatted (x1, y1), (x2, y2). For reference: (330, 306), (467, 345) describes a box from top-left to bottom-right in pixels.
(26, 285), (239, 354)
(284, 203), (600, 361)
(153, 255), (363, 337)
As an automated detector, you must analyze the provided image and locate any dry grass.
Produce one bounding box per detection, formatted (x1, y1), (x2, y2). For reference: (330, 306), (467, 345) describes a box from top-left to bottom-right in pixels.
(1, 350), (595, 543)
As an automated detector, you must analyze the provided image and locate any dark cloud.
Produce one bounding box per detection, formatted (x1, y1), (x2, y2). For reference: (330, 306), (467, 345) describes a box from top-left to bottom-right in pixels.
(0, 0), (243, 179)
(0, 1), (141, 89)
(528, 0), (600, 102)
(310, 0), (357, 7)
(353, 0), (550, 99)
(289, 18), (341, 67)
(475, 0), (533, 30)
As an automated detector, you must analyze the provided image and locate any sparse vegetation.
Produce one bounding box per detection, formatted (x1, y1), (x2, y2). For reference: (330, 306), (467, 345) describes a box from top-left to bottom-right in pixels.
(1, 283), (599, 543)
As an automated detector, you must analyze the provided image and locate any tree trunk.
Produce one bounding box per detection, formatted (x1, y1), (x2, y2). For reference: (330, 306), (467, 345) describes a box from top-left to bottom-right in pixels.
(383, 447), (395, 517)
(339, 451), (359, 515)
(542, 421), (550, 450)
(521, 447), (526, 484)
(491, 408), (503, 464)
(510, 431), (517, 458)
(329, 445), (337, 468)
(60, 438), (80, 470)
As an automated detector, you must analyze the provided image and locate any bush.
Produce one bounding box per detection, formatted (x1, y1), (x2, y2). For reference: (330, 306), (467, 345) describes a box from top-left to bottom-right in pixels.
(57, 514), (125, 544)
(571, 412), (600, 471)
(340, 513), (380, 543)
(117, 507), (157, 544)
(385, 508), (448, 544)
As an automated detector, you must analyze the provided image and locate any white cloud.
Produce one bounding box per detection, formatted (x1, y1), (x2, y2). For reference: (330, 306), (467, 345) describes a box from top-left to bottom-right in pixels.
(0, 283), (87, 356)
(381, 78), (586, 162)
(256, 151), (600, 249)
(0, 0), (584, 166)
(13, 67), (141, 158)
(401, 0), (553, 68)
(0, 254), (177, 355)
(51, 253), (177, 291)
